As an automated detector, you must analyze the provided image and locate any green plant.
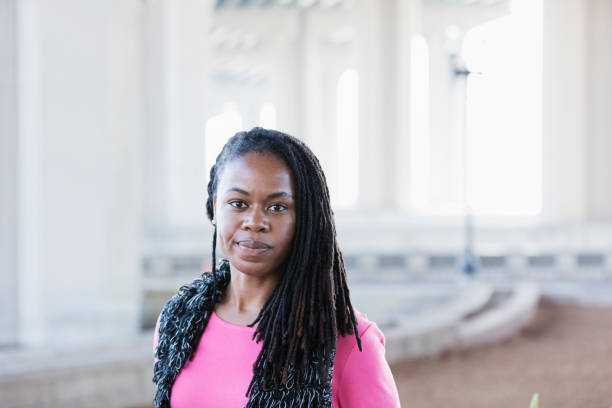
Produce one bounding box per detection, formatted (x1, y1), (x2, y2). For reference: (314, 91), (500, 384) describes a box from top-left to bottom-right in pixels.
(530, 393), (539, 408)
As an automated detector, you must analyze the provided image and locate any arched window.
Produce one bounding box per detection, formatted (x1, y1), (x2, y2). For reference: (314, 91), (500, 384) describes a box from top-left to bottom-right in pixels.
(333, 69), (359, 210)
(205, 103), (242, 172)
(259, 103), (277, 129)
(462, 0), (543, 216)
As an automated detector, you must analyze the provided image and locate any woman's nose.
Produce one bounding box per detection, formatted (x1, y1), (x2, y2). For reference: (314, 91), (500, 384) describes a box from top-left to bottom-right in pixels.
(242, 207), (269, 232)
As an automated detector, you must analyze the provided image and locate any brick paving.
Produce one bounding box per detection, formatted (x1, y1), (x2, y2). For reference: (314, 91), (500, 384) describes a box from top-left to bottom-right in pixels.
(390, 299), (612, 408)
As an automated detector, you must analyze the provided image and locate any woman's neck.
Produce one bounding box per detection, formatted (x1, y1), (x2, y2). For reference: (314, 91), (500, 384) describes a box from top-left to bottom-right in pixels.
(214, 267), (280, 326)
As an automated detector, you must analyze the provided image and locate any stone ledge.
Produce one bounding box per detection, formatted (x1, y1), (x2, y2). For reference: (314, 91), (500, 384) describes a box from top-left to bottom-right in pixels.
(457, 282), (539, 348)
(0, 334), (156, 408)
(384, 281), (539, 364)
(384, 281), (494, 363)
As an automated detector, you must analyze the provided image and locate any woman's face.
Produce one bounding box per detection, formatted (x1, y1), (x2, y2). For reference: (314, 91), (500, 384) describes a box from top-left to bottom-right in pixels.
(213, 152), (296, 279)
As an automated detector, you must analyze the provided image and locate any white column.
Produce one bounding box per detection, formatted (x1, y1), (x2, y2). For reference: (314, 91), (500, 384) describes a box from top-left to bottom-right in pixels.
(354, 0), (422, 211)
(302, 20), (331, 174)
(163, 0), (215, 227)
(378, 0), (399, 210)
(271, 11), (302, 136)
(541, 0), (587, 221)
(17, 0), (45, 347)
(301, 10), (325, 153)
(354, 0), (386, 210)
(0, 0), (19, 346)
(394, 0), (422, 210)
(142, 0), (169, 229)
(16, 0), (143, 347)
(585, 0), (612, 219)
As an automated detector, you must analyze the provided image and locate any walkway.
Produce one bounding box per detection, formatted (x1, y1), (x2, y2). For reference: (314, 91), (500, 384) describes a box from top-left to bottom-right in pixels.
(391, 299), (612, 408)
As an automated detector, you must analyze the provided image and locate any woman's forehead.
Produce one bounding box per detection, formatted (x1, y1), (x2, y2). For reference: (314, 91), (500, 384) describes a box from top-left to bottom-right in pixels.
(217, 152), (295, 194)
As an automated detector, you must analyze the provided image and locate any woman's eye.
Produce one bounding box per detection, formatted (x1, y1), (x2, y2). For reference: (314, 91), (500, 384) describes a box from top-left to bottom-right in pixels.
(268, 204), (287, 212)
(229, 200), (247, 209)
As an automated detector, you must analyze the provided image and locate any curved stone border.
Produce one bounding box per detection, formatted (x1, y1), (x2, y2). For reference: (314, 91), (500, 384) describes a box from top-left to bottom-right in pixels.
(457, 282), (539, 349)
(385, 281), (540, 364)
(385, 281), (493, 362)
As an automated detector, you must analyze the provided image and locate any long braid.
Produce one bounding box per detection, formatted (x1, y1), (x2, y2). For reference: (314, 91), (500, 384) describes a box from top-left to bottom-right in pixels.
(211, 224), (217, 300)
(205, 127), (361, 396)
(206, 160), (219, 301)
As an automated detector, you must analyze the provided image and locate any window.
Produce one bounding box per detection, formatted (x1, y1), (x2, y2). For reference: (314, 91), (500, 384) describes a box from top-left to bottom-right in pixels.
(259, 103), (277, 129)
(462, 0), (543, 215)
(409, 0), (542, 217)
(205, 103), (243, 172)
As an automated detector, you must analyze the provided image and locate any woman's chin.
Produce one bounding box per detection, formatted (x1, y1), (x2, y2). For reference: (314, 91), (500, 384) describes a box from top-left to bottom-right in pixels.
(228, 258), (275, 278)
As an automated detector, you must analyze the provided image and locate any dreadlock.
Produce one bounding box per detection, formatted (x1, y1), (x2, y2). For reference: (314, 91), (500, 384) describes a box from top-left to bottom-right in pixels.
(205, 127), (361, 395)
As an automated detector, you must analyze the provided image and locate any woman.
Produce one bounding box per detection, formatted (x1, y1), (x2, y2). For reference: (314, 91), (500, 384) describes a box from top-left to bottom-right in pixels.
(153, 128), (401, 407)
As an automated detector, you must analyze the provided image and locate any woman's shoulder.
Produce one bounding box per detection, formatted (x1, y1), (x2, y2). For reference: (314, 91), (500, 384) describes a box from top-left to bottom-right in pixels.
(342, 309), (385, 341)
(335, 309), (385, 363)
(333, 310), (401, 407)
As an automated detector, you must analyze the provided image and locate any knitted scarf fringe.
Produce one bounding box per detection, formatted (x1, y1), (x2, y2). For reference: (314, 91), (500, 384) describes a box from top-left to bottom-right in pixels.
(152, 259), (334, 408)
(245, 349), (334, 408)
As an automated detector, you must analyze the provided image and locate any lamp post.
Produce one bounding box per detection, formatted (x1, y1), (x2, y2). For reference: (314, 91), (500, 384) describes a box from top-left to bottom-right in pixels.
(445, 26), (480, 277)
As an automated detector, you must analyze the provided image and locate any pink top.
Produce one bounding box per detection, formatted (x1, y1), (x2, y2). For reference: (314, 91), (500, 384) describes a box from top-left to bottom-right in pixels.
(154, 310), (401, 408)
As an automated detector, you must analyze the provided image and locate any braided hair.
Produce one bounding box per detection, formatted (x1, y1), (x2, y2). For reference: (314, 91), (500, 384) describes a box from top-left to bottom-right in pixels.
(205, 127), (361, 395)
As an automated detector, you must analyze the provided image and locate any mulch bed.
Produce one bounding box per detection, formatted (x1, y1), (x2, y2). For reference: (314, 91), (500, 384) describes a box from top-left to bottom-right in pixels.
(390, 299), (612, 408)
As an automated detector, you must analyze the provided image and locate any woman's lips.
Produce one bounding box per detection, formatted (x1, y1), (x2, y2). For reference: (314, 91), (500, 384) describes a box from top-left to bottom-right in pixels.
(236, 240), (270, 256)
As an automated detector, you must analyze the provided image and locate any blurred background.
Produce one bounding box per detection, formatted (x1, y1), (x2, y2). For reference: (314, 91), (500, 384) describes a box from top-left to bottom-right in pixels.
(1, 0), (612, 407)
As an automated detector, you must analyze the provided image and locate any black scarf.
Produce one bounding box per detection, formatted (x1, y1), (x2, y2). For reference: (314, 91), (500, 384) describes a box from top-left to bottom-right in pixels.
(153, 260), (335, 408)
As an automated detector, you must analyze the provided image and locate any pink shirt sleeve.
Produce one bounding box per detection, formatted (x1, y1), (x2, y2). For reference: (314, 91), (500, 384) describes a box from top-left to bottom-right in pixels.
(337, 324), (401, 408)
